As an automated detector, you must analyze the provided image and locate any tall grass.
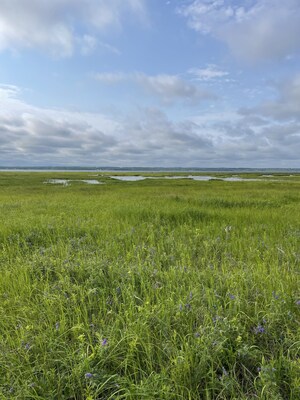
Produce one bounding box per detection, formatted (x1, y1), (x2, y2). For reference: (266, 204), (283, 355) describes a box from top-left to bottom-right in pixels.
(0, 173), (299, 399)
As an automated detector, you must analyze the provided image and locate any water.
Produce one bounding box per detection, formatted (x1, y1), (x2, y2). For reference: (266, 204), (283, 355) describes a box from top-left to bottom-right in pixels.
(80, 180), (102, 184)
(221, 177), (261, 182)
(46, 179), (69, 185)
(187, 175), (217, 181)
(110, 176), (147, 181)
(44, 175), (297, 185)
(110, 175), (266, 182)
(110, 175), (192, 181)
(45, 179), (103, 185)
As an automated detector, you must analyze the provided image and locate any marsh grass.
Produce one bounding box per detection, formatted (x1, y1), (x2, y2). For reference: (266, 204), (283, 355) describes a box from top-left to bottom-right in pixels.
(0, 173), (299, 399)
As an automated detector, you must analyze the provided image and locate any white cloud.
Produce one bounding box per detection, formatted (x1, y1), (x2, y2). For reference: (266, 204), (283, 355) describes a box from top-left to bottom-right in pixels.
(94, 71), (216, 103)
(0, 84), (22, 99)
(0, 85), (121, 165)
(178, 0), (300, 62)
(0, 0), (146, 57)
(135, 73), (215, 103)
(240, 74), (300, 121)
(188, 64), (229, 81)
(0, 89), (215, 166)
(178, 0), (235, 34)
(234, 73), (300, 157)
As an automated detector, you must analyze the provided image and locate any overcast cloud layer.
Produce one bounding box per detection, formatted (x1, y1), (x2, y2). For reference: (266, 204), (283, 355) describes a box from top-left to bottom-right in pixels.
(0, 0), (299, 167)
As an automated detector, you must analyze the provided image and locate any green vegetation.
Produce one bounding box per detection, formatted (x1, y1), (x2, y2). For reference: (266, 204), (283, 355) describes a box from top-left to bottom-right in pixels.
(0, 172), (299, 399)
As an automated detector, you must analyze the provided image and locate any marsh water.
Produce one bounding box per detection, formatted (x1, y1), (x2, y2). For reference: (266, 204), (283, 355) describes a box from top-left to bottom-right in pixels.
(45, 179), (103, 185)
(44, 175), (295, 186)
(110, 175), (265, 182)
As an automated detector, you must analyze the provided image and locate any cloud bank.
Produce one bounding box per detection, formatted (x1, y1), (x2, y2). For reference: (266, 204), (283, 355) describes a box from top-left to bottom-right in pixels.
(0, 79), (299, 167)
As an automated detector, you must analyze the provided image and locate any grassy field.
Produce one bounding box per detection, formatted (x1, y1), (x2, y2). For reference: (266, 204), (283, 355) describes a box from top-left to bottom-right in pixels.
(0, 172), (299, 399)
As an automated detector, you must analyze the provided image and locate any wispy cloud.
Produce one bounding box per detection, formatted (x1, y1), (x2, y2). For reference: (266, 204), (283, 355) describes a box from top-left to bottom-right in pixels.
(188, 64), (229, 81)
(93, 72), (128, 84)
(79, 35), (98, 56)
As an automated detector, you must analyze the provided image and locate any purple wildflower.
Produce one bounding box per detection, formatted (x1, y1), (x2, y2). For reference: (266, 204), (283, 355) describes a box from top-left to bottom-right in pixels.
(296, 299), (300, 306)
(228, 293), (235, 300)
(101, 338), (108, 346)
(55, 322), (60, 330)
(254, 325), (265, 334)
(25, 343), (31, 350)
(85, 373), (93, 379)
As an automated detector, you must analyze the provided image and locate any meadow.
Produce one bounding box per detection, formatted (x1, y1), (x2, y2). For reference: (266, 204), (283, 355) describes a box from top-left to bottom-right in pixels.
(0, 172), (299, 399)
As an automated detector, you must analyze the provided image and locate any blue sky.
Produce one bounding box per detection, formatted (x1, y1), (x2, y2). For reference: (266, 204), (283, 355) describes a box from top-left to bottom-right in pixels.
(0, 0), (299, 167)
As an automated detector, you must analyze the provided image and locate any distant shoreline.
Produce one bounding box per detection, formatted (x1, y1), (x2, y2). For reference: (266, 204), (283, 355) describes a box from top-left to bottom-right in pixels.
(1, 168), (300, 173)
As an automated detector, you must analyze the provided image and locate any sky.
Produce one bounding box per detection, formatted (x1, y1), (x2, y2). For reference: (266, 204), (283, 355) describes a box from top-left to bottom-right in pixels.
(0, 0), (300, 168)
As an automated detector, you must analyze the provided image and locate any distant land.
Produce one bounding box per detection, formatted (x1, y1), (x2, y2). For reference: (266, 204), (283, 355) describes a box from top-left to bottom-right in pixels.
(1, 167), (300, 173)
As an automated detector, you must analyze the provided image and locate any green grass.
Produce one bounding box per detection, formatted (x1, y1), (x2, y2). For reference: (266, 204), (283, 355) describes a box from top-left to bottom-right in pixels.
(0, 172), (299, 399)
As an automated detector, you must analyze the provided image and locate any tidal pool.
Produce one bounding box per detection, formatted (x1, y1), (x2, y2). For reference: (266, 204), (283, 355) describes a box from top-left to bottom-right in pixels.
(110, 175), (210, 181)
(46, 179), (69, 185)
(45, 179), (103, 185)
(110, 175), (264, 182)
(188, 175), (217, 181)
(110, 176), (147, 181)
(80, 180), (102, 184)
(44, 175), (290, 186)
(221, 177), (261, 182)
